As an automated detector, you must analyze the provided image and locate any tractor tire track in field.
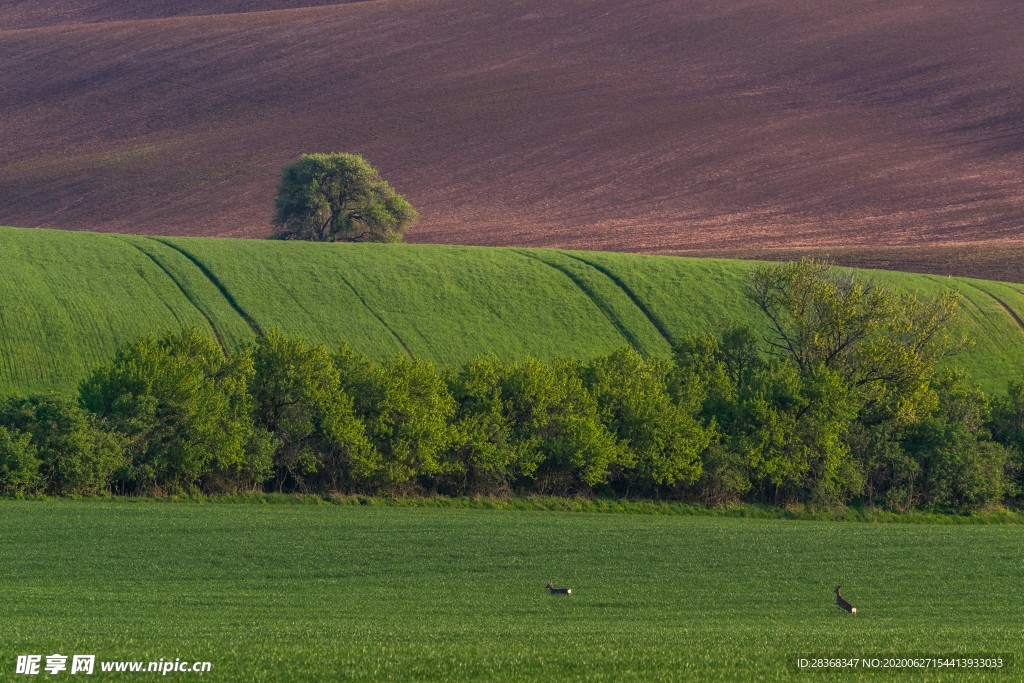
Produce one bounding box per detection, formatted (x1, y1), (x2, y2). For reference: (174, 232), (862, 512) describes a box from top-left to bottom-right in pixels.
(513, 250), (642, 352)
(155, 237), (412, 358)
(333, 271), (414, 359)
(965, 282), (1024, 333)
(151, 238), (263, 336)
(118, 237), (228, 350)
(559, 252), (677, 348)
(922, 274), (988, 318)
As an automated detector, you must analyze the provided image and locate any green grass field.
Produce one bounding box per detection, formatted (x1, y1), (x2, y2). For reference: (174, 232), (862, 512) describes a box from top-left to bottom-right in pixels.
(0, 500), (1020, 681)
(3, 226), (1024, 395)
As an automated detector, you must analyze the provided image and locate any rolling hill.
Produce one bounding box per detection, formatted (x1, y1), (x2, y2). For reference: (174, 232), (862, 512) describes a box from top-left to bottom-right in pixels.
(1, 225), (1023, 396)
(0, 0), (1022, 262)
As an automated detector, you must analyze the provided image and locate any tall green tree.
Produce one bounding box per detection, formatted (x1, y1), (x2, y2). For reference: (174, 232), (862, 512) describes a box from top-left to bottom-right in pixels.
(272, 153), (418, 242)
(748, 258), (966, 422)
(742, 260), (991, 508)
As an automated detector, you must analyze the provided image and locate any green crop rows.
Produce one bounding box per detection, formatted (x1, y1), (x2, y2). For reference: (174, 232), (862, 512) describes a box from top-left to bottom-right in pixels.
(3, 226), (1024, 395)
(0, 500), (1020, 681)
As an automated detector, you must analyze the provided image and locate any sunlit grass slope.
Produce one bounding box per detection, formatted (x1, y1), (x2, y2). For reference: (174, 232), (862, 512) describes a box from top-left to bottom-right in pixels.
(1, 500), (1021, 681)
(2, 226), (1024, 395)
(0, 230), (213, 394)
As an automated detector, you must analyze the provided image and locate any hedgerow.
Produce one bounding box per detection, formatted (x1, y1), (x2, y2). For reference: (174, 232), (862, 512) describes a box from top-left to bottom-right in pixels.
(3, 260), (1022, 511)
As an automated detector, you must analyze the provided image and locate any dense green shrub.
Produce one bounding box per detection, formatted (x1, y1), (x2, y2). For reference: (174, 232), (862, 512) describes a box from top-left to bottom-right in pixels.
(991, 378), (1024, 453)
(672, 331), (860, 507)
(0, 425), (42, 495)
(336, 346), (455, 491)
(251, 330), (373, 492)
(903, 371), (1008, 510)
(739, 362), (861, 506)
(847, 421), (919, 511)
(846, 371), (1015, 512)
(0, 396), (124, 495)
(497, 357), (621, 494)
(670, 328), (758, 505)
(443, 355), (536, 495)
(582, 348), (710, 493)
(80, 330), (271, 493)
(690, 443), (751, 506)
(990, 378), (1024, 501)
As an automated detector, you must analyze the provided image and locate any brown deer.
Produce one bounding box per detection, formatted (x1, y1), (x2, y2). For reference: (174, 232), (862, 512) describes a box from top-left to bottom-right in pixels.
(546, 580), (572, 595)
(834, 586), (856, 614)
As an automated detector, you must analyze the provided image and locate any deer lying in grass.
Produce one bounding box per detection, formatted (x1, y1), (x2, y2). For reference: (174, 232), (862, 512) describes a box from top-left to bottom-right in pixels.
(546, 581), (572, 595)
(834, 586), (856, 614)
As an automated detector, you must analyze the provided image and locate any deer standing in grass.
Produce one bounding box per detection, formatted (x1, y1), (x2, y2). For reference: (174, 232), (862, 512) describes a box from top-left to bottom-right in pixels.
(547, 581), (572, 595)
(834, 586), (856, 614)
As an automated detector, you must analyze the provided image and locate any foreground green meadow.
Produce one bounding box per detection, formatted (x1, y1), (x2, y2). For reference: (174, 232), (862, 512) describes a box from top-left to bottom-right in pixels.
(3, 226), (1024, 395)
(1, 501), (1020, 680)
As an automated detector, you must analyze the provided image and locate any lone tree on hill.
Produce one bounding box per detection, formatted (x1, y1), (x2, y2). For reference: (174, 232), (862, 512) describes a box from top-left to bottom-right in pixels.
(272, 153), (418, 242)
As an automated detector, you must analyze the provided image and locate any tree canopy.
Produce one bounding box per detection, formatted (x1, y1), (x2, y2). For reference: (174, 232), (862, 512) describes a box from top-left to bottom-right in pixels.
(748, 258), (966, 421)
(272, 153), (418, 242)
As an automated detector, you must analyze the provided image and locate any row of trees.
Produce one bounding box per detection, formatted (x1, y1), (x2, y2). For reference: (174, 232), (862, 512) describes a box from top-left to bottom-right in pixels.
(2, 261), (1022, 510)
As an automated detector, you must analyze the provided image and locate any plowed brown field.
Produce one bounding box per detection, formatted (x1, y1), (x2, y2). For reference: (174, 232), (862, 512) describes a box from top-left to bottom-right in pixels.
(1, 0), (1022, 256)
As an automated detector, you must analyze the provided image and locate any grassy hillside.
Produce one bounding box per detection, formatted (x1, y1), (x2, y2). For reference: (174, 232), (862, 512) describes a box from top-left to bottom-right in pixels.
(2, 226), (1024, 396)
(0, 0), (1022, 256)
(1, 500), (1020, 680)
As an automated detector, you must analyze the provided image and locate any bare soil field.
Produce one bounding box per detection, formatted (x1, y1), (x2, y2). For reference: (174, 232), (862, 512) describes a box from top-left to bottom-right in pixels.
(693, 244), (1024, 285)
(0, 0), (358, 28)
(1, 0), (1022, 254)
